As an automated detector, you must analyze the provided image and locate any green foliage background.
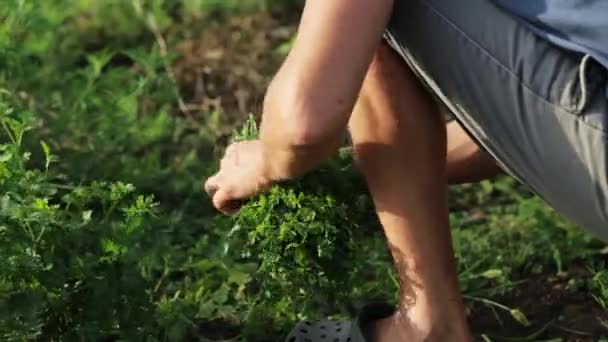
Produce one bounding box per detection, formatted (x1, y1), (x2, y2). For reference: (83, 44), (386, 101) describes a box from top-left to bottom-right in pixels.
(0, 0), (606, 341)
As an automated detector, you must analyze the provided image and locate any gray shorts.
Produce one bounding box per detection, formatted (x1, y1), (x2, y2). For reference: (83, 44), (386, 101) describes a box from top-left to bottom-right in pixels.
(384, 0), (608, 239)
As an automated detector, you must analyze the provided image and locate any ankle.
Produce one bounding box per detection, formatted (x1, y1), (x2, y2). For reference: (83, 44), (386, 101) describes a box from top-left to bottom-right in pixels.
(372, 310), (471, 342)
(402, 309), (470, 341)
(369, 295), (471, 342)
(404, 293), (466, 316)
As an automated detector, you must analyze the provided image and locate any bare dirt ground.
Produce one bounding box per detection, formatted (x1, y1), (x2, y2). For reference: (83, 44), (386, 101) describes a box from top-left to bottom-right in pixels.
(174, 11), (297, 143)
(471, 265), (608, 341)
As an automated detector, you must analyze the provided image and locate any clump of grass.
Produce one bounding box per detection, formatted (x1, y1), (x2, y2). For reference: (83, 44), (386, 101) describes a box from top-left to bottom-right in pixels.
(221, 116), (394, 337)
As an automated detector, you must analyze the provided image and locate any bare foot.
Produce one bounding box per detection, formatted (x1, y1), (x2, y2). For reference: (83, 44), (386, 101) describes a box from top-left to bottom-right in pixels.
(368, 309), (472, 342)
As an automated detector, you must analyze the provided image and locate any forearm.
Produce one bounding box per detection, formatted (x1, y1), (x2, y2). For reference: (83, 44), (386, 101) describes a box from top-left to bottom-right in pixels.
(256, 0), (393, 182)
(206, 0), (393, 213)
(259, 134), (343, 181)
(258, 82), (346, 181)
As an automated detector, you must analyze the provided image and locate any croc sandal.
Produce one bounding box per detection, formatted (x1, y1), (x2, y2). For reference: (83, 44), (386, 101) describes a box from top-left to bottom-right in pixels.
(285, 303), (395, 342)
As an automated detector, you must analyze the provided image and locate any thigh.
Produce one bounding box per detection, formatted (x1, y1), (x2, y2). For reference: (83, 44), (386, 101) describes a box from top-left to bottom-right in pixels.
(446, 120), (503, 185)
(385, 0), (608, 238)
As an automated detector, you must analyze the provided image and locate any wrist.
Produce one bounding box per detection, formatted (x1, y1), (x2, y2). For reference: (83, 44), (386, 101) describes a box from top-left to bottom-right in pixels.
(259, 141), (291, 185)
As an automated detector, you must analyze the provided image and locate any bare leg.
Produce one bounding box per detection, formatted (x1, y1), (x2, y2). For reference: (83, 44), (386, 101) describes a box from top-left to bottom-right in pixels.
(349, 44), (472, 341)
(446, 120), (503, 184)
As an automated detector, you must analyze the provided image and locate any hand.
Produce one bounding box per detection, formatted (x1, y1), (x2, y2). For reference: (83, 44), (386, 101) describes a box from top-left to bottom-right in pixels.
(204, 140), (273, 215)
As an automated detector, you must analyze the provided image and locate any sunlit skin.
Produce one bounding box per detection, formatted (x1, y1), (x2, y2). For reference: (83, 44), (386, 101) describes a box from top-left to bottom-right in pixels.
(205, 1), (501, 341)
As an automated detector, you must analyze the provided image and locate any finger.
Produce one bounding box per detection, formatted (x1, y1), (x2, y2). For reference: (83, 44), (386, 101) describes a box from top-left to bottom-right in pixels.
(212, 189), (243, 216)
(204, 174), (220, 196)
(222, 199), (244, 216)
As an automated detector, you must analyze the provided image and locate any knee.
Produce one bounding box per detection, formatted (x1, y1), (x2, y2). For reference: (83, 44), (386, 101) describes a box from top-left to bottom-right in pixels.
(362, 42), (419, 98)
(368, 42), (412, 80)
(356, 42), (443, 131)
(372, 43), (402, 69)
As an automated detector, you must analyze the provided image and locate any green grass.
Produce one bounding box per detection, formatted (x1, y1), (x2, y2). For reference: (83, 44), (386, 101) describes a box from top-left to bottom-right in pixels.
(0, 1), (606, 341)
